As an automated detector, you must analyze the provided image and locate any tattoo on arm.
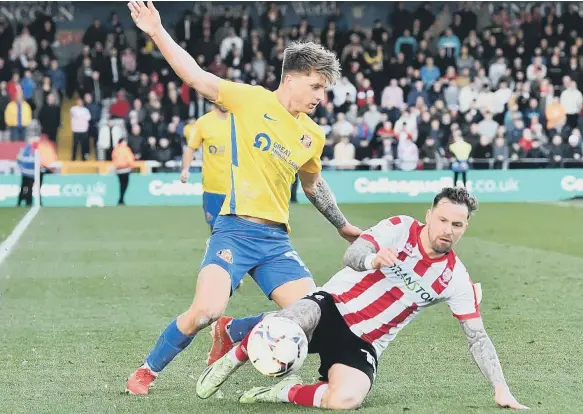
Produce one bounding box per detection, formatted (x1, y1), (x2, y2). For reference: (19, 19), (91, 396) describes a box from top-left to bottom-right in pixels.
(271, 299), (322, 342)
(460, 318), (508, 389)
(343, 237), (376, 271)
(303, 177), (347, 229)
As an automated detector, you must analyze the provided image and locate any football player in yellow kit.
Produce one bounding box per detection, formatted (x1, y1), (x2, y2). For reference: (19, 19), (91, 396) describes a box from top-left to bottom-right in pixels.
(125, 1), (362, 395)
(181, 104), (231, 231)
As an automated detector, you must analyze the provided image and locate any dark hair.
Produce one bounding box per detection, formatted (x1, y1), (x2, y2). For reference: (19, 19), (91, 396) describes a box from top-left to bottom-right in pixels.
(281, 41), (341, 86)
(432, 187), (478, 217)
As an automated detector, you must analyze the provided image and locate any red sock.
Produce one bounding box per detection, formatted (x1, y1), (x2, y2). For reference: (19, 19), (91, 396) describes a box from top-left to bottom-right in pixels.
(234, 331), (251, 362)
(288, 382), (329, 407)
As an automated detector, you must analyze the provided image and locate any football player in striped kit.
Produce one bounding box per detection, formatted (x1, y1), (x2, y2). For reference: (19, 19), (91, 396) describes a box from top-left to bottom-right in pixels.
(196, 187), (528, 411)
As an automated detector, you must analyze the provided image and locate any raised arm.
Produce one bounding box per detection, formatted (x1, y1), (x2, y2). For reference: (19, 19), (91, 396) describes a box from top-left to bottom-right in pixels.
(342, 217), (401, 272)
(460, 317), (528, 410)
(128, 1), (219, 101)
(298, 170), (361, 243)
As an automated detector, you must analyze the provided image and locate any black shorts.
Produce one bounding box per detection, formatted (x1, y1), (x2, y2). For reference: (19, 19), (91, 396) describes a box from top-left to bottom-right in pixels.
(304, 291), (378, 385)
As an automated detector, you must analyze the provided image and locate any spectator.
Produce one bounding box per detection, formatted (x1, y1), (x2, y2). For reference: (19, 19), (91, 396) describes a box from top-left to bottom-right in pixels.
(20, 70), (36, 110)
(353, 117), (370, 142)
(46, 60), (66, 100)
(97, 119), (125, 161)
(381, 79), (404, 110)
(525, 139), (548, 161)
(472, 135), (493, 162)
(333, 136), (356, 170)
(83, 19), (107, 48)
(34, 76), (59, 115)
(144, 91), (162, 119)
(143, 111), (166, 142)
(518, 129), (534, 153)
(478, 112), (498, 140)
(420, 57), (441, 88)
(109, 90), (131, 119)
(560, 81), (583, 129)
(7, 73), (20, 101)
(38, 93), (61, 144)
(488, 56), (507, 87)
(419, 137), (442, 170)
(84, 93), (101, 152)
(438, 27), (461, 58)
(332, 113), (353, 138)
(492, 136), (509, 168)
(397, 134), (419, 171)
(394, 30), (418, 61)
(220, 28), (244, 60)
(545, 96), (566, 131)
(356, 78), (374, 108)
(12, 26), (37, 58)
(0, 81), (9, 140)
(456, 46), (474, 72)
(127, 124), (145, 160)
(70, 97), (91, 160)
(363, 105), (382, 136)
(5, 88), (32, 141)
(526, 56), (547, 82)
(407, 81), (429, 107)
(566, 132), (582, 160)
(128, 98), (146, 125)
(549, 135), (568, 167)
(166, 122), (183, 158)
(153, 137), (174, 170)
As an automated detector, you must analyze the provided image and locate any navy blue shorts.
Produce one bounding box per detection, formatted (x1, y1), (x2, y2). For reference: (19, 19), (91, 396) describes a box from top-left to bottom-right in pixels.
(200, 215), (313, 298)
(202, 192), (226, 227)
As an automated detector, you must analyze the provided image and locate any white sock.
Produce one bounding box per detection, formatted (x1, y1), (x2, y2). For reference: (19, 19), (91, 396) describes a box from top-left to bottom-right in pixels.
(142, 362), (159, 376)
(313, 384), (329, 407)
(226, 348), (246, 367)
(278, 384), (295, 402)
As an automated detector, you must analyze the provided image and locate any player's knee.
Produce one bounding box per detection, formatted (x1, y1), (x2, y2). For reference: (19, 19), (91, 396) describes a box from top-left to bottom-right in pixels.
(199, 307), (223, 325)
(324, 389), (365, 410)
(180, 306), (222, 335)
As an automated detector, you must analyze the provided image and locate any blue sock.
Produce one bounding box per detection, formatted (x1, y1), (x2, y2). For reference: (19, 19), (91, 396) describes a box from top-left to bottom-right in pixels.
(145, 319), (195, 373)
(228, 313), (264, 342)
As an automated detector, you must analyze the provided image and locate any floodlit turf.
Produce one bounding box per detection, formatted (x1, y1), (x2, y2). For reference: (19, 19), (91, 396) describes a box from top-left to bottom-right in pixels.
(1, 203), (582, 413)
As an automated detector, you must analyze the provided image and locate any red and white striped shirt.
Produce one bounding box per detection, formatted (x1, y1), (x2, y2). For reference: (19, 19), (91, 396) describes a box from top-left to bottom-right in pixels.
(322, 215), (480, 357)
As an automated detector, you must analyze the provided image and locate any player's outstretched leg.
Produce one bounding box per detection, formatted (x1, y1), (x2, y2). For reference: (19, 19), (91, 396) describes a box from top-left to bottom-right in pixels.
(207, 276), (315, 365)
(197, 299), (322, 399)
(125, 264), (231, 395)
(240, 364), (371, 409)
(196, 326), (253, 398)
(207, 314), (265, 365)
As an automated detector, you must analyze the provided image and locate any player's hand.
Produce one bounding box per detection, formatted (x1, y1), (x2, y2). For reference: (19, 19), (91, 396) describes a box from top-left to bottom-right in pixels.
(180, 169), (189, 183)
(371, 247), (399, 269)
(337, 223), (362, 243)
(128, 1), (161, 37)
(494, 386), (529, 410)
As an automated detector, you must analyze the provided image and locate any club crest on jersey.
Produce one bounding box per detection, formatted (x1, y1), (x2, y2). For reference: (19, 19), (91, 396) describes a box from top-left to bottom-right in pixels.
(403, 242), (414, 256)
(442, 268), (453, 283)
(300, 133), (312, 149)
(217, 249), (233, 264)
(437, 268), (453, 288)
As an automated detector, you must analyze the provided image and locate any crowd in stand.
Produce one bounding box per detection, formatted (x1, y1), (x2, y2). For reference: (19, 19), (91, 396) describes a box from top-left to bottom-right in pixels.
(1, 2), (583, 171)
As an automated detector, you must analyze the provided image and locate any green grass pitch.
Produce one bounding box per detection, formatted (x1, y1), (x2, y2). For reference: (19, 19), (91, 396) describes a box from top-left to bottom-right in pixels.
(1, 202), (582, 413)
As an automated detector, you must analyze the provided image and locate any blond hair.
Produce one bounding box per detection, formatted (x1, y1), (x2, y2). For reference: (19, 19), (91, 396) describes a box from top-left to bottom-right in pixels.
(282, 41), (341, 86)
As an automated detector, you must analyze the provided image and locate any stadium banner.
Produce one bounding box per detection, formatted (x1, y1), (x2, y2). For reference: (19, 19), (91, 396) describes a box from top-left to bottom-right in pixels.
(0, 170), (582, 207)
